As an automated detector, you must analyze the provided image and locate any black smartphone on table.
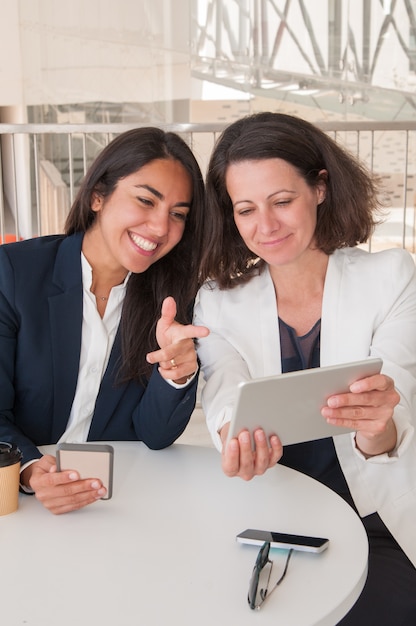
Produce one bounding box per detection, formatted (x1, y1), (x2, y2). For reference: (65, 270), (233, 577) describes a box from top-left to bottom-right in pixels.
(237, 528), (329, 553)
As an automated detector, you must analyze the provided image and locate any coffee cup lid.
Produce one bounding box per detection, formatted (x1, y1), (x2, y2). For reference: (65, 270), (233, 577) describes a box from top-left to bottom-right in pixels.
(0, 442), (23, 467)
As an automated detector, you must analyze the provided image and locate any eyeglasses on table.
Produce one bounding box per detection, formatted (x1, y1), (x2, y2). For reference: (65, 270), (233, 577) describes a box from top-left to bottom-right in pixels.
(248, 541), (293, 610)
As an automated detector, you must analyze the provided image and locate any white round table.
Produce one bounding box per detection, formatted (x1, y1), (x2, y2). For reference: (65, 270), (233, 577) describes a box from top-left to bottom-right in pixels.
(0, 442), (368, 626)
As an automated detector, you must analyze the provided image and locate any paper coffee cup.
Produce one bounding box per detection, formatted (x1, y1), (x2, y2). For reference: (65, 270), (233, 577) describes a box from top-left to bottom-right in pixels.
(0, 442), (23, 516)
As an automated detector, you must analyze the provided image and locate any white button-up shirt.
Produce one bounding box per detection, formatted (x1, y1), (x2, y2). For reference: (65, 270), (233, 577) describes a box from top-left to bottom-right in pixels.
(58, 253), (130, 443)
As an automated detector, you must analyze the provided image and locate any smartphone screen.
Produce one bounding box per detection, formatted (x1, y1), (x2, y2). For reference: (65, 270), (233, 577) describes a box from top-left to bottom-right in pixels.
(236, 528), (329, 553)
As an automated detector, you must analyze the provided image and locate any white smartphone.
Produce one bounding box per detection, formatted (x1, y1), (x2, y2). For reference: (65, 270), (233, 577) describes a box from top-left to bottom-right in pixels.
(56, 443), (114, 500)
(236, 528), (329, 553)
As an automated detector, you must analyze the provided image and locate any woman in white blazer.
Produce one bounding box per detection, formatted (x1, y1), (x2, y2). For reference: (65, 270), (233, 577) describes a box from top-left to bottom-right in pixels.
(194, 112), (416, 624)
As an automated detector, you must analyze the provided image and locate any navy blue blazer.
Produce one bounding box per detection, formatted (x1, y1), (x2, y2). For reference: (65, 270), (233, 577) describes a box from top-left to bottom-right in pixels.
(0, 233), (198, 464)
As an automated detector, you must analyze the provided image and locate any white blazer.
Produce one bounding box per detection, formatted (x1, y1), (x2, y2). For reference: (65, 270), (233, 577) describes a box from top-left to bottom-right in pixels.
(194, 247), (416, 566)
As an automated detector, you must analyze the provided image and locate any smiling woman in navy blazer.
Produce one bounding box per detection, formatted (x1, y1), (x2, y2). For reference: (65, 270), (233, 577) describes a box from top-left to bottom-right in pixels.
(0, 127), (208, 514)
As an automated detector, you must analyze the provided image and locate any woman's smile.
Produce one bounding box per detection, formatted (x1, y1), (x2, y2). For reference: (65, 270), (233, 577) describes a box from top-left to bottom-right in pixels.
(128, 231), (158, 254)
(83, 158), (192, 276)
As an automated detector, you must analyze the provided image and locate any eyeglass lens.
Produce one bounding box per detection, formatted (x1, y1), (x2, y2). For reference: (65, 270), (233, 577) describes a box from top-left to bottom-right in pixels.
(248, 542), (272, 609)
(248, 542), (293, 610)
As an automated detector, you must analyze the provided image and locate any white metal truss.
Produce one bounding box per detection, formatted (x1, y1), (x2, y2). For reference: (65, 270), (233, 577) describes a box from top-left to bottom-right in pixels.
(191, 0), (416, 119)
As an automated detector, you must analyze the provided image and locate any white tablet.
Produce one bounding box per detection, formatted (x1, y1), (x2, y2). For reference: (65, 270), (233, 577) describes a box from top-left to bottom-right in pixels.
(227, 357), (383, 447)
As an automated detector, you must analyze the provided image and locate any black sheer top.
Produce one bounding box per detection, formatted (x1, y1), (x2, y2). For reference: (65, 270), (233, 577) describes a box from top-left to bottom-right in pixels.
(278, 318), (353, 505)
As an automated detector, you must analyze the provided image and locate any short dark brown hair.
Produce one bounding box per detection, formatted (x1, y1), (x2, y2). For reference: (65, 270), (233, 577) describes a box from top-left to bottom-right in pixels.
(200, 112), (381, 288)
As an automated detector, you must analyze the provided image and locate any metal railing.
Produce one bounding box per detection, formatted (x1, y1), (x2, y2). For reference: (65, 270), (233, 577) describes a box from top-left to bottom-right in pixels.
(1, 121), (416, 254)
(0, 122), (224, 242)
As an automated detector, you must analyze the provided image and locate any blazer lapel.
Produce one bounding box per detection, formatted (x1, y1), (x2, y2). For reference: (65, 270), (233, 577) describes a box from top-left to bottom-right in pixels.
(321, 249), (373, 367)
(258, 268), (283, 376)
(87, 328), (130, 440)
(320, 252), (343, 367)
(48, 233), (84, 440)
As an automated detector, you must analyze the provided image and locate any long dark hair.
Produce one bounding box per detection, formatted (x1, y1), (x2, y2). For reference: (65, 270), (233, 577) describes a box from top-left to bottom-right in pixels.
(65, 127), (205, 382)
(201, 112), (381, 289)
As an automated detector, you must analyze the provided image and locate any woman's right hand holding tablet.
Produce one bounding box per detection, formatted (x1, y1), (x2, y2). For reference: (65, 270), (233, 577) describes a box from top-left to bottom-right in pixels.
(219, 423), (283, 480)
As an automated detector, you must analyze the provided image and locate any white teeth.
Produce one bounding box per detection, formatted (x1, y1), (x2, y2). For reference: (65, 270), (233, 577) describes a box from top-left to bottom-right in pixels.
(129, 232), (157, 251)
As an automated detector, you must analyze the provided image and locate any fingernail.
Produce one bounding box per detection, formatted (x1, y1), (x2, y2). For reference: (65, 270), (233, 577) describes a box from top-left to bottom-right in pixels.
(91, 480), (101, 489)
(97, 488), (106, 497)
(69, 472), (78, 480)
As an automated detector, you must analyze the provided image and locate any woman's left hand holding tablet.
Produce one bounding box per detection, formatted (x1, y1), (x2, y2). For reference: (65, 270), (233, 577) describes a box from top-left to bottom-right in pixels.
(21, 455), (107, 515)
(146, 296), (209, 384)
(321, 372), (399, 456)
(220, 423), (283, 481)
